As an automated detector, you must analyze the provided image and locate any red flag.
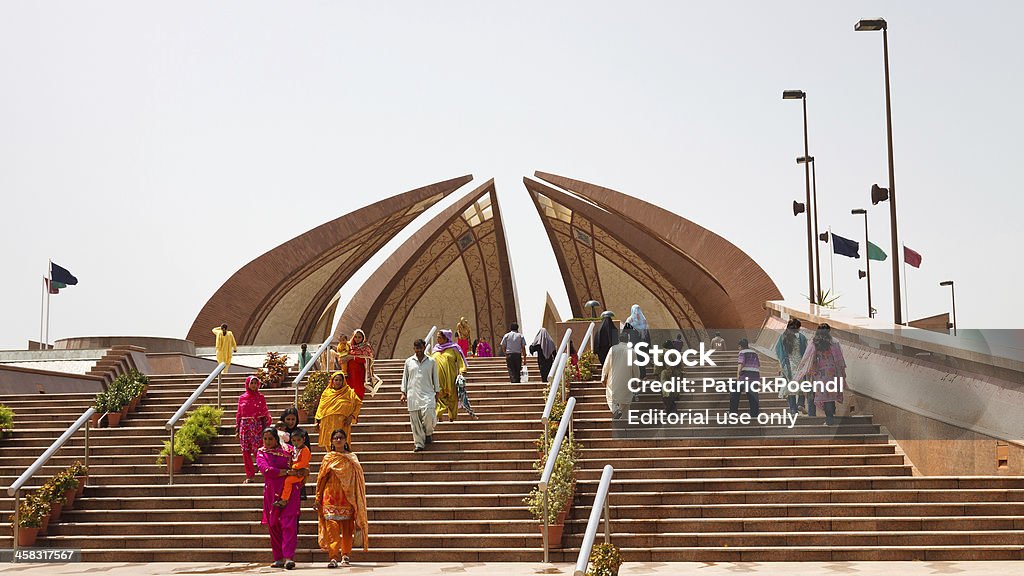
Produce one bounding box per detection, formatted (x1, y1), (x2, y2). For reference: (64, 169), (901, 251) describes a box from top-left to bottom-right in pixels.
(44, 278), (60, 294)
(904, 245), (922, 268)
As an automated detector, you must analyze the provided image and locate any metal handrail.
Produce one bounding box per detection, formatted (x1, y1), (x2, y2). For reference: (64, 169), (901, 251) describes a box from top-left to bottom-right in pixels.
(579, 322), (596, 354)
(541, 353), (568, 427)
(8, 407), (95, 552)
(292, 335), (334, 407)
(165, 362), (226, 485)
(424, 325), (438, 347)
(574, 465), (615, 576)
(539, 396), (576, 564)
(547, 328), (573, 381)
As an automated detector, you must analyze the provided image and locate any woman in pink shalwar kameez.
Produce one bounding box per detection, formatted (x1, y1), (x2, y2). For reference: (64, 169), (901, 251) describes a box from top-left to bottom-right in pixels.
(257, 428), (304, 569)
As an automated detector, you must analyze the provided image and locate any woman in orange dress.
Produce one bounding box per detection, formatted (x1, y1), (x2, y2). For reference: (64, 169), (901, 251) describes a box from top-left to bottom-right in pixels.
(345, 329), (375, 400)
(315, 428), (369, 568)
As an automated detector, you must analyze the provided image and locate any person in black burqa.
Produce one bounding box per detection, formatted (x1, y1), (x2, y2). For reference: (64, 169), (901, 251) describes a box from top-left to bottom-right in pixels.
(595, 315), (619, 364)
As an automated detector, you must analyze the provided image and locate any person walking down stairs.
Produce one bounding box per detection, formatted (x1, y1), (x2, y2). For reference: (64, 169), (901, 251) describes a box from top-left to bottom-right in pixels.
(257, 428), (304, 570)
(316, 428), (369, 568)
(432, 330), (468, 422)
(400, 338), (440, 452)
(236, 375), (271, 483)
(212, 323), (237, 370)
(316, 372), (362, 450)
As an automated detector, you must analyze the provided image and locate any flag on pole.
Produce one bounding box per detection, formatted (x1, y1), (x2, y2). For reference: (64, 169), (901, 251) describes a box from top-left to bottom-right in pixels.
(903, 246), (923, 268)
(867, 241), (887, 261)
(44, 278), (62, 294)
(50, 262), (79, 286)
(831, 233), (860, 258)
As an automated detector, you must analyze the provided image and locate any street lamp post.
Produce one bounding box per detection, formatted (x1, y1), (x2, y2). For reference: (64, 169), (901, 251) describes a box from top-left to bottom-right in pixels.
(798, 155), (822, 298)
(852, 209), (872, 318)
(940, 280), (957, 336)
(856, 17), (903, 325)
(784, 89), (816, 303)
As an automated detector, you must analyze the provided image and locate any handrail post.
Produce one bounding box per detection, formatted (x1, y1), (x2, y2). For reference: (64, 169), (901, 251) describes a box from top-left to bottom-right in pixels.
(84, 418), (90, 474)
(168, 425), (174, 485)
(539, 397), (576, 565)
(217, 372), (222, 407)
(13, 489), (19, 553)
(603, 490), (611, 544)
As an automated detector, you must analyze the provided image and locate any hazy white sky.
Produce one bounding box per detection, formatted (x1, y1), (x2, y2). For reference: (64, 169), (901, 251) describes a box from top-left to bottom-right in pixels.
(2, 1), (1021, 351)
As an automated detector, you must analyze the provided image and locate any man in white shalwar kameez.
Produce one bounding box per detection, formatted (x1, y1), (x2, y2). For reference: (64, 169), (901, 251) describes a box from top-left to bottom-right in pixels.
(400, 338), (440, 452)
(602, 333), (639, 419)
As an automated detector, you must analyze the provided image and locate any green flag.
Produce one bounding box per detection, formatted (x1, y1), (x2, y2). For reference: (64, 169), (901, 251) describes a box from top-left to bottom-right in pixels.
(867, 241), (887, 261)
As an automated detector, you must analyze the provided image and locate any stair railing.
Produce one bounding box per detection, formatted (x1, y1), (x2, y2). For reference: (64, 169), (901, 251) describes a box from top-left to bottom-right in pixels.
(539, 396), (576, 564)
(541, 353), (569, 447)
(579, 322), (596, 354)
(292, 335), (335, 407)
(424, 325), (438, 347)
(165, 362), (226, 485)
(573, 464), (615, 576)
(547, 328), (573, 381)
(7, 407), (96, 552)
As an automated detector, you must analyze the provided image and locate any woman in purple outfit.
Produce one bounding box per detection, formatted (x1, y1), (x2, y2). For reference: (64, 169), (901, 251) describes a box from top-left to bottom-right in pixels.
(256, 427), (306, 569)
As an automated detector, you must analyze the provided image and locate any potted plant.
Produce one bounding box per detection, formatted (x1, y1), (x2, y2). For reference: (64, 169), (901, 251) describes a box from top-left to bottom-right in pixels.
(9, 496), (45, 546)
(157, 405), (223, 473)
(586, 543), (623, 576)
(298, 371), (329, 423)
(54, 471), (79, 510)
(36, 480), (63, 523)
(0, 404), (14, 437)
(256, 352), (290, 388)
(68, 461), (88, 496)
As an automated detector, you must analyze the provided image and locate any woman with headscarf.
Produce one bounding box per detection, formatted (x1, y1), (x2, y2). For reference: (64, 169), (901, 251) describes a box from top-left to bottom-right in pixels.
(345, 329), (375, 400)
(316, 372), (362, 450)
(529, 328), (557, 383)
(236, 375), (272, 483)
(432, 329), (468, 422)
(476, 336), (493, 358)
(595, 315), (619, 364)
(775, 318), (809, 414)
(625, 304), (650, 342)
(455, 317), (472, 358)
(256, 427), (303, 570)
(794, 323), (846, 426)
(316, 428), (369, 568)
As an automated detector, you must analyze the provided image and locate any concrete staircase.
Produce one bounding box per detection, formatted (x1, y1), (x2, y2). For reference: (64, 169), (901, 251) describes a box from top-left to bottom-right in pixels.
(1, 354), (1021, 562)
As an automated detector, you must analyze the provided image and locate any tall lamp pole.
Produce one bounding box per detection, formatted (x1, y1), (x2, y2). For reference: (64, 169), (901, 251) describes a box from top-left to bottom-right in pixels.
(784, 89), (815, 303)
(856, 17), (902, 325)
(852, 209), (872, 318)
(940, 280), (957, 336)
(798, 155), (822, 298)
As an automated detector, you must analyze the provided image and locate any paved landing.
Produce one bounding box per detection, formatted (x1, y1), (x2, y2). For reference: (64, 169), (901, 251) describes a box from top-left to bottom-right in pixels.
(2, 562), (1023, 575)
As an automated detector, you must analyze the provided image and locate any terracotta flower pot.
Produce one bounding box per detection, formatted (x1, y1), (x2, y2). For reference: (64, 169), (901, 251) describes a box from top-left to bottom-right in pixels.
(166, 455), (185, 475)
(63, 489), (76, 509)
(556, 508), (568, 525)
(539, 523), (564, 548)
(90, 413), (101, 427)
(75, 476), (86, 497)
(120, 405), (129, 418)
(49, 501), (62, 523)
(106, 412), (121, 428)
(38, 513), (50, 536)
(129, 397), (139, 412)
(297, 408), (308, 424)
(16, 526), (39, 547)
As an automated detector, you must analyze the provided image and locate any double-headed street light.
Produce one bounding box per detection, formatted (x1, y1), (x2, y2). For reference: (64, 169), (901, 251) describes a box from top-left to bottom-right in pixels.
(940, 280), (957, 336)
(783, 89), (816, 303)
(798, 155), (822, 298)
(856, 17), (903, 325)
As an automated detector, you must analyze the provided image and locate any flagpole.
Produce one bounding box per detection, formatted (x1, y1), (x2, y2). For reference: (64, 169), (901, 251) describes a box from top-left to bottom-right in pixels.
(902, 243), (909, 324)
(39, 278), (46, 349)
(829, 226), (835, 294)
(45, 260), (52, 348)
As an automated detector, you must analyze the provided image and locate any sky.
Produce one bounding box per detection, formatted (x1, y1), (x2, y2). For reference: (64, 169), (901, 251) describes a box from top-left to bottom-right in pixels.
(1, 1), (1021, 351)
